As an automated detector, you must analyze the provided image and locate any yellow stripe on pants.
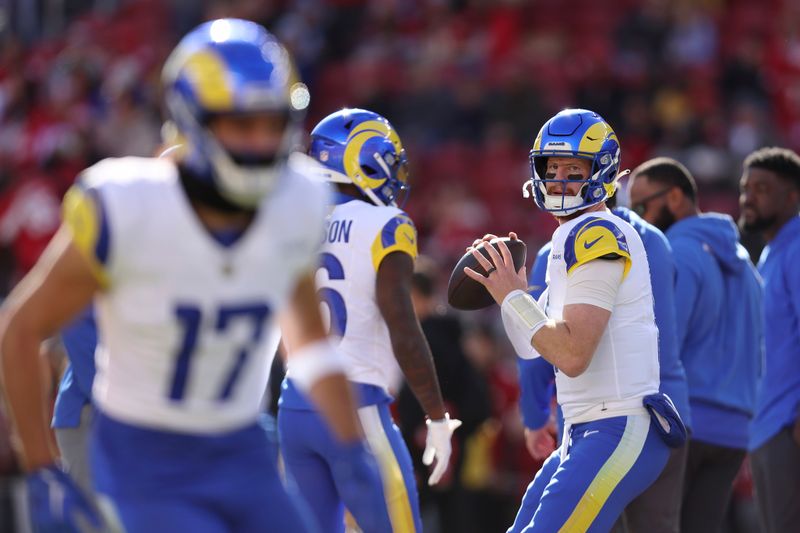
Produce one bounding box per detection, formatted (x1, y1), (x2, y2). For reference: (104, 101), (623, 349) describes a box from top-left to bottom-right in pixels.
(559, 415), (650, 532)
(358, 405), (416, 533)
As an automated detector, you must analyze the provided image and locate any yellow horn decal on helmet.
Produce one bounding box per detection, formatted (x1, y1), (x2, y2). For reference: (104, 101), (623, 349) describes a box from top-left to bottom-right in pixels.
(578, 122), (615, 154)
(343, 119), (400, 190)
(183, 50), (234, 111)
(532, 132), (542, 152)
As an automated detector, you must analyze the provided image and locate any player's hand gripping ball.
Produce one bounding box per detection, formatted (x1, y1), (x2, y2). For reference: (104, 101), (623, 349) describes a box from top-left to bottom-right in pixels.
(447, 235), (527, 310)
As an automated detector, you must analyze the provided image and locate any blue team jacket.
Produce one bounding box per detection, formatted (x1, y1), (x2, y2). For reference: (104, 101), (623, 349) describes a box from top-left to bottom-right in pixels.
(52, 307), (97, 429)
(518, 207), (692, 434)
(666, 213), (762, 450)
(749, 215), (800, 451)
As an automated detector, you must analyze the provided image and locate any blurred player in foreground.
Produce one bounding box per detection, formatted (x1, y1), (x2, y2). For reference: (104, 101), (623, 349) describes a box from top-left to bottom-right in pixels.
(0, 19), (380, 533)
(278, 108), (460, 533)
(465, 109), (683, 532)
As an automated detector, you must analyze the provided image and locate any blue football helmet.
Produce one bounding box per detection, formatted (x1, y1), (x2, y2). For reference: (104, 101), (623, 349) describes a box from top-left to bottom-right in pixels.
(525, 109), (623, 216)
(309, 109), (409, 207)
(161, 19), (310, 208)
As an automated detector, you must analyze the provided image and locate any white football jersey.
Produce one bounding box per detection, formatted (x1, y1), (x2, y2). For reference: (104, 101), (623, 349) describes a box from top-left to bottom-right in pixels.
(544, 210), (660, 420)
(316, 198), (417, 391)
(64, 154), (328, 434)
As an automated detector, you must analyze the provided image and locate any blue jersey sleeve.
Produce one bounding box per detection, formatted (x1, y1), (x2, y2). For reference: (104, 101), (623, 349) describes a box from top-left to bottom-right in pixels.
(53, 306), (98, 428)
(517, 357), (555, 429)
(643, 231), (680, 370)
(518, 241), (556, 430)
(527, 242), (551, 299)
(642, 228), (693, 428)
(59, 307), (98, 398)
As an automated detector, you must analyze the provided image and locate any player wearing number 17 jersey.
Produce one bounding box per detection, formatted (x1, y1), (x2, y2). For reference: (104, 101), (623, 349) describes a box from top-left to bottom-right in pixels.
(0, 20), (378, 533)
(278, 109), (461, 533)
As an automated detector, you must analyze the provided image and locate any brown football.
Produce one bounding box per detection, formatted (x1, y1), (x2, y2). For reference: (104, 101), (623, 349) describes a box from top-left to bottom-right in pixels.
(447, 237), (527, 311)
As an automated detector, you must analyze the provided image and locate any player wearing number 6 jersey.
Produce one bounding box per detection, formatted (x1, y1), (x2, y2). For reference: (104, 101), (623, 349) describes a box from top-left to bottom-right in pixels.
(0, 20), (380, 533)
(278, 108), (460, 533)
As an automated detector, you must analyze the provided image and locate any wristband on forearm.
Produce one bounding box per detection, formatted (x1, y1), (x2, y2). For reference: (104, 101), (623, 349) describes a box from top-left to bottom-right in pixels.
(501, 289), (548, 359)
(286, 340), (347, 392)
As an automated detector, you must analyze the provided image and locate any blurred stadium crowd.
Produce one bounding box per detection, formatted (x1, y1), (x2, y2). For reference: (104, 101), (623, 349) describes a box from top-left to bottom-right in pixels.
(0, 0), (794, 531)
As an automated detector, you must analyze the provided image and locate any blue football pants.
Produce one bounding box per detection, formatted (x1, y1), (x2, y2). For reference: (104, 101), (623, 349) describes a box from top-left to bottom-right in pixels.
(279, 402), (421, 533)
(509, 414), (669, 533)
(91, 411), (315, 533)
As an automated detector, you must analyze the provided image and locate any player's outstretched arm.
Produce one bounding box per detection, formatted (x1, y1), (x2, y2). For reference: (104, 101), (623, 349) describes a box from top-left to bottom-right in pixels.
(376, 251), (460, 485)
(280, 271), (363, 443)
(0, 227), (100, 471)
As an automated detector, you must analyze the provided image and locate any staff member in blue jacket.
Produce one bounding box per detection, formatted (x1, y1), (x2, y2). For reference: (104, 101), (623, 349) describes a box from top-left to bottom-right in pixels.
(739, 146), (800, 533)
(628, 157), (763, 533)
(518, 192), (691, 533)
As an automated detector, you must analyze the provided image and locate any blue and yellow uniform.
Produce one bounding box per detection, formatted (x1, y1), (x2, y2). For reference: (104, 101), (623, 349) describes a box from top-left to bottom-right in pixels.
(52, 17), (352, 533)
(53, 307), (97, 431)
(518, 206), (692, 440)
(279, 193), (420, 533)
(509, 211), (670, 533)
(63, 152), (325, 533)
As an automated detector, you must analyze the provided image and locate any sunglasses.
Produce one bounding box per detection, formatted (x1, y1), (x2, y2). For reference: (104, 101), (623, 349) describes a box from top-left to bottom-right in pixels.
(632, 187), (672, 216)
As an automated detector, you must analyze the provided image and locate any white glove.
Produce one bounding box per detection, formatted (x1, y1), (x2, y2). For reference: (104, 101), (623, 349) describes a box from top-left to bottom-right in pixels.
(422, 413), (462, 486)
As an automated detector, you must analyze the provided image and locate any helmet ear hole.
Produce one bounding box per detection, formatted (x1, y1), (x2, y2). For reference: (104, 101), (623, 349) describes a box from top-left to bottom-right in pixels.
(362, 164), (379, 177)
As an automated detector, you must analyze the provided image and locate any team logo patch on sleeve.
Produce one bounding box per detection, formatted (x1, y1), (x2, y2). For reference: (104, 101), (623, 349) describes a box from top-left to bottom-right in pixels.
(370, 214), (417, 270)
(62, 183), (111, 287)
(564, 217), (631, 277)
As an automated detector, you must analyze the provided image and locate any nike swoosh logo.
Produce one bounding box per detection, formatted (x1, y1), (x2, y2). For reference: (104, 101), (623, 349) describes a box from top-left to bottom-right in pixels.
(586, 136), (598, 141)
(583, 430), (599, 438)
(583, 236), (603, 249)
(404, 234), (415, 245)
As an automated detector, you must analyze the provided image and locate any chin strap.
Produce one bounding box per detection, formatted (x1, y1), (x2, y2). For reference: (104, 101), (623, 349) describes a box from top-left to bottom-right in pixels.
(522, 180), (533, 198)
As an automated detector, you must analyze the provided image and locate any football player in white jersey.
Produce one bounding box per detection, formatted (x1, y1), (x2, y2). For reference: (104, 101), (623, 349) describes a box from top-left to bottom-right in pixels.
(0, 20), (382, 533)
(277, 109), (460, 533)
(464, 109), (684, 532)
